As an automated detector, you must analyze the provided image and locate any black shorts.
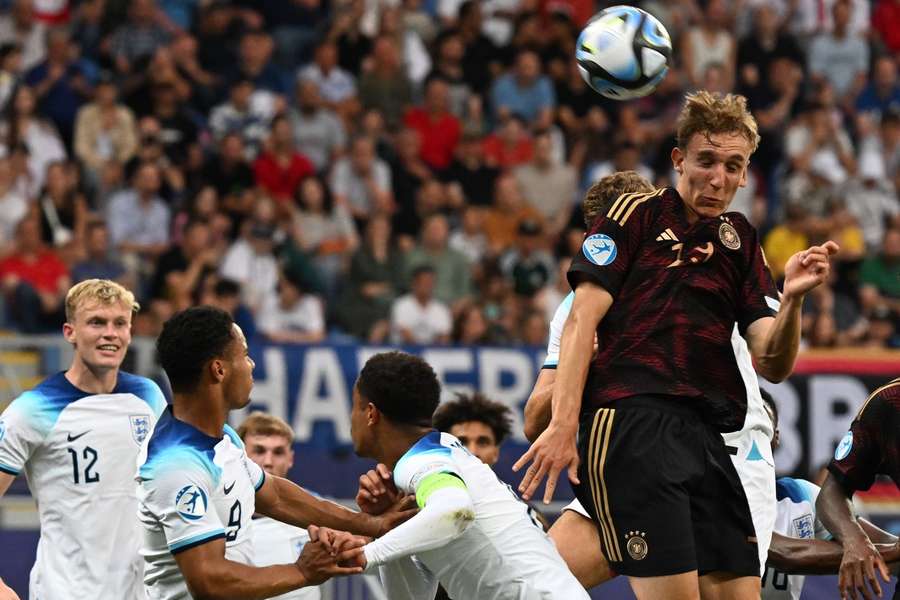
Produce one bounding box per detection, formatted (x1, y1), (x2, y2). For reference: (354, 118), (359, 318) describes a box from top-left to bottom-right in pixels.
(572, 396), (759, 578)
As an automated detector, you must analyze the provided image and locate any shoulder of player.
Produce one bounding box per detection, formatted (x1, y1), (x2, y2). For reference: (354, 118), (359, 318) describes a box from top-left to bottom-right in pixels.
(599, 187), (668, 229)
(3, 373), (89, 428)
(394, 431), (455, 490)
(775, 477), (818, 504)
(114, 372), (166, 401)
(139, 413), (223, 486)
(855, 379), (900, 421)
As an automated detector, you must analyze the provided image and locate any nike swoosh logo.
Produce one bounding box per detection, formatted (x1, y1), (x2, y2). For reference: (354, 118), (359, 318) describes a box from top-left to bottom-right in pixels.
(67, 431), (90, 442)
(224, 481), (235, 494)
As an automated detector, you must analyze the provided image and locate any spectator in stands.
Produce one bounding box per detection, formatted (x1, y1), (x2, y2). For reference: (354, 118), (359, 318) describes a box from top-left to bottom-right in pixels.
(74, 73), (138, 187)
(357, 35), (412, 129)
(106, 161), (171, 270)
(338, 214), (401, 341)
(224, 29), (286, 95)
(736, 5), (804, 95)
(36, 161), (87, 254)
(70, 0), (104, 63)
(682, 0), (735, 91)
(456, 1), (501, 94)
(483, 172), (543, 254)
(855, 56), (900, 119)
(519, 309), (548, 347)
(788, 0), (870, 38)
(785, 101), (857, 202)
(147, 81), (199, 166)
(379, 5), (431, 87)
(449, 204), (488, 266)
(70, 219), (129, 285)
(481, 114), (533, 170)
(586, 142), (655, 195)
(444, 133), (497, 208)
(499, 219), (555, 298)
(802, 269), (868, 348)
(24, 27), (91, 146)
(1, 85), (66, 191)
(289, 79), (347, 173)
(873, 0), (900, 55)
(199, 276), (257, 341)
(841, 151), (900, 251)
(430, 32), (471, 118)
(0, 156), (29, 258)
(0, 216), (69, 332)
(390, 128), (433, 233)
(108, 0), (171, 75)
(859, 227), (900, 318)
(289, 174), (358, 298)
(209, 79), (277, 160)
(202, 133), (255, 230)
(514, 130), (576, 237)
(404, 214), (472, 307)
(253, 115), (315, 210)
(390, 264), (451, 344)
(0, 43), (22, 115)
(0, 0), (46, 72)
(330, 134), (393, 223)
(147, 217), (217, 316)
(452, 302), (493, 345)
(808, 0), (868, 108)
(220, 219), (279, 314)
(765, 204), (812, 282)
(490, 49), (554, 127)
(403, 76), (461, 173)
(257, 268), (326, 344)
(298, 40), (359, 122)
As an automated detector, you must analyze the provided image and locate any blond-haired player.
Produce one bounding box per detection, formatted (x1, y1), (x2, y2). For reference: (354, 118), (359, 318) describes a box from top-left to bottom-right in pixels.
(0, 279), (167, 599)
(237, 412), (322, 600)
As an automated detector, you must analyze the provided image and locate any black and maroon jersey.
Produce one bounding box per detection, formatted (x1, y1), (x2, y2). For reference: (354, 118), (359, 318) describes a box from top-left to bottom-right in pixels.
(568, 187), (780, 432)
(828, 378), (900, 493)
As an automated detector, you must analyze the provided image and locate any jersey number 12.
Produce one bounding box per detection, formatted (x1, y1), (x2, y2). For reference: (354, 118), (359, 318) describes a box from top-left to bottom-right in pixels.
(67, 446), (99, 484)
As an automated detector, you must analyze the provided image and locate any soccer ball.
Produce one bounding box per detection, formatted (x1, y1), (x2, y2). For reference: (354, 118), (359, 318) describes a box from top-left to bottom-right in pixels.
(576, 5), (672, 100)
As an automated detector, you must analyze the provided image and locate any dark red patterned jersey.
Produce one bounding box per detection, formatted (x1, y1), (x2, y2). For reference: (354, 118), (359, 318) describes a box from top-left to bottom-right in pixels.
(828, 378), (900, 493)
(568, 187), (780, 432)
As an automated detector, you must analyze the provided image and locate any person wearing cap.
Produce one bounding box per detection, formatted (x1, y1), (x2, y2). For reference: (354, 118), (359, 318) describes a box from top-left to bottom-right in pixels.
(220, 220), (280, 314)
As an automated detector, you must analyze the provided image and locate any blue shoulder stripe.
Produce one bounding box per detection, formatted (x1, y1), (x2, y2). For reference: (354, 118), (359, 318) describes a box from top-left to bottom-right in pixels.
(223, 424), (244, 450)
(10, 373), (93, 437)
(115, 372), (168, 417)
(139, 409), (223, 486)
(776, 477), (813, 504)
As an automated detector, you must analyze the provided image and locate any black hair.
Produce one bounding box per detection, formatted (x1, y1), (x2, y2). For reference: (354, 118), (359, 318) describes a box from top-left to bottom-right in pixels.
(411, 264), (436, 279)
(357, 352), (440, 427)
(157, 306), (235, 393)
(295, 173), (334, 215)
(760, 388), (778, 426)
(433, 392), (513, 445)
(214, 278), (241, 298)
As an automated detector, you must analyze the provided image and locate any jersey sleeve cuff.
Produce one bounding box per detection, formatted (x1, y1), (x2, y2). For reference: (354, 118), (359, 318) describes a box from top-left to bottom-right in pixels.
(0, 461), (20, 476)
(169, 529), (227, 554)
(738, 308), (778, 334)
(254, 470), (266, 491)
(567, 263), (618, 298)
(826, 462), (868, 495)
(541, 363), (558, 370)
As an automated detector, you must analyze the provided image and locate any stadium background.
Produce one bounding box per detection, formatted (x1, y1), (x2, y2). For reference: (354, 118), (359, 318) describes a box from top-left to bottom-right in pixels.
(0, 0), (898, 597)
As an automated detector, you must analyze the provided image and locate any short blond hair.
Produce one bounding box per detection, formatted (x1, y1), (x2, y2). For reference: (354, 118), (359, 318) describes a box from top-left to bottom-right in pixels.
(583, 171), (654, 227)
(237, 412), (294, 443)
(65, 279), (140, 322)
(676, 91), (760, 154)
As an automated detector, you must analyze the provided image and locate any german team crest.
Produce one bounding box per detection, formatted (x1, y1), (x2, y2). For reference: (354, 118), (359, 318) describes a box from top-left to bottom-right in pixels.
(130, 415), (151, 445)
(718, 221), (741, 250)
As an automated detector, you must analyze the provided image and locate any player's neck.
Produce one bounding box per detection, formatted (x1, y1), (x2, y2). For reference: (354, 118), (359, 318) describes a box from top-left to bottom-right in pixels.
(171, 396), (228, 438)
(65, 361), (119, 395)
(378, 426), (433, 470)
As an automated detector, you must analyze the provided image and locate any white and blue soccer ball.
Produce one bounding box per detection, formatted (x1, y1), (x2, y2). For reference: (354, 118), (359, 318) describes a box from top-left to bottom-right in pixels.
(576, 5), (672, 100)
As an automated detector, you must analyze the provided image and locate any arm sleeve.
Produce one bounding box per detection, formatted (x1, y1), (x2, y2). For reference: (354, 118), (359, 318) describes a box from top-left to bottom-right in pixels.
(0, 393), (44, 475)
(543, 293), (573, 368)
(827, 395), (884, 493)
(736, 226), (780, 334)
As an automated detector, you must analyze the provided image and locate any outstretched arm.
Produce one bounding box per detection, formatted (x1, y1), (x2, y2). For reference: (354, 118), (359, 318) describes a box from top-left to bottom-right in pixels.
(523, 369), (556, 443)
(768, 524), (899, 575)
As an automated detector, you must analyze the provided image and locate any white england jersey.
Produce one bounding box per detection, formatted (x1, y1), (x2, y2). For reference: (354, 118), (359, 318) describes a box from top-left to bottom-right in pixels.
(762, 478), (830, 600)
(137, 408), (265, 600)
(249, 516), (321, 600)
(382, 431), (589, 600)
(0, 371), (166, 600)
(546, 292), (777, 573)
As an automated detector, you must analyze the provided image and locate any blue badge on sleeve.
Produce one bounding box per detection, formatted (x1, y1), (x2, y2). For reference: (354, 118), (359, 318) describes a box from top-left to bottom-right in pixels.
(582, 234), (618, 266)
(834, 431), (853, 461)
(175, 485), (209, 521)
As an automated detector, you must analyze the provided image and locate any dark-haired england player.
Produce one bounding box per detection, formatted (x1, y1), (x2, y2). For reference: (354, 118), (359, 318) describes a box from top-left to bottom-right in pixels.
(817, 378), (900, 600)
(516, 91), (839, 600)
(345, 351), (589, 599)
(137, 307), (414, 599)
(432, 392), (512, 466)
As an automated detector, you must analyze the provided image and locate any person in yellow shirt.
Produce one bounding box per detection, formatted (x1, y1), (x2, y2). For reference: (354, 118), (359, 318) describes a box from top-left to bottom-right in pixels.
(764, 204), (810, 280)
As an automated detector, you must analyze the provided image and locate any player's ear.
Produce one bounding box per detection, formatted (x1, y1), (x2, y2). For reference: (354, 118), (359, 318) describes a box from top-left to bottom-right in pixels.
(671, 146), (684, 174)
(366, 402), (380, 427)
(62, 321), (75, 343)
(210, 357), (226, 383)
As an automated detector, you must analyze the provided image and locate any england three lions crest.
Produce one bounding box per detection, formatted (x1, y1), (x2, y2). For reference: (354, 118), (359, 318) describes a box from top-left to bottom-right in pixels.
(130, 415), (151, 445)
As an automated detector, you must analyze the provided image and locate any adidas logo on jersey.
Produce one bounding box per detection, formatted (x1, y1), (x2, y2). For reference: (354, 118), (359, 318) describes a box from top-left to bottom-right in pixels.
(656, 229), (678, 242)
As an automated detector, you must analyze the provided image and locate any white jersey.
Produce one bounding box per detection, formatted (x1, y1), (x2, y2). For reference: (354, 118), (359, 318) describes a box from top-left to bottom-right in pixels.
(249, 516), (321, 600)
(137, 408), (265, 600)
(545, 293), (777, 573)
(0, 371), (166, 600)
(378, 431), (589, 600)
(762, 478), (830, 600)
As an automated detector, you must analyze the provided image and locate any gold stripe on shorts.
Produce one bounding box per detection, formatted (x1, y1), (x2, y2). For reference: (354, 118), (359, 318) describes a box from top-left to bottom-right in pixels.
(588, 408), (622, 562)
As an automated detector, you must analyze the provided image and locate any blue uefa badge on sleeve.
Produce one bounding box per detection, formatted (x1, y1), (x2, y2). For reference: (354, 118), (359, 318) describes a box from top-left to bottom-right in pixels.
(582, 234), (617, 266)
(175, 485), (209, 521)
(834, 431), (853, 461)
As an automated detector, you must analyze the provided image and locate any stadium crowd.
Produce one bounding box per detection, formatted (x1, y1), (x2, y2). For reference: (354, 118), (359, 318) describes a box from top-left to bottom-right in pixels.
(0, 0), (897, 348)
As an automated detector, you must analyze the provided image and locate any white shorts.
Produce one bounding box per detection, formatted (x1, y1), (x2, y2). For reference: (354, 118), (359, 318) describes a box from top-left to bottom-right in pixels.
(726, 427), (777, 577)
(564, 427), (776, 577)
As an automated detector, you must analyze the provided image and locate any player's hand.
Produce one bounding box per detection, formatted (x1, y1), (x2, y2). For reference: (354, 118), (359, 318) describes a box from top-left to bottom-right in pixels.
(307, 525), (369, 555)
(513, 422), (580, 504)
(356, 464), (398, 515)
(0, 577), (21, 600)
(295, 539), (364, 586)
(372, 493), (418, 537)
(782, 241), (839, 301)
(838, 534), (891, 600)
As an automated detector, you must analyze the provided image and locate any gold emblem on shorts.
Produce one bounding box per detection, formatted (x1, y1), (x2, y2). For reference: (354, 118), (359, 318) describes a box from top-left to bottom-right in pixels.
(625, 531), (648, 561)
(718, 221), (741, 250)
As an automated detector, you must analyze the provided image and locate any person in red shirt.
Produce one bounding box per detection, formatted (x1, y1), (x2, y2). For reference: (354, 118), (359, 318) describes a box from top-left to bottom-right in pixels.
(403, 76), (461, 173)
(253, 115), (315, 212)
(873, 0), (900, 54)
(0, 215), (70, 332)
(481, 114), (534, 170)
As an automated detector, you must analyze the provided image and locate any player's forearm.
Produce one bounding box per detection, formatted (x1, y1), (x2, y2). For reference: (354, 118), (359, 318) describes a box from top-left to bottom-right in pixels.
(523, 374), (554, 442)
(769, 534), (900, 575)
(260, 476), (380, 537)
(186, 561), (306, 600)
(816, 475), (868, 547)
(551, 302), (604, 429)
(754, 294), (803, 382)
